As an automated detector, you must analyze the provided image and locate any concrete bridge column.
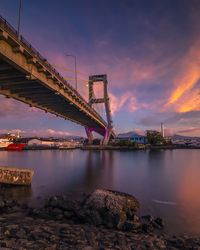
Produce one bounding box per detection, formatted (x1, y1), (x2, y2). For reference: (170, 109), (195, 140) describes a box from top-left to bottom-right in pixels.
(88, 74), (114, 145)
(102, 127), (112, 145)
(85, 127), (94, 144)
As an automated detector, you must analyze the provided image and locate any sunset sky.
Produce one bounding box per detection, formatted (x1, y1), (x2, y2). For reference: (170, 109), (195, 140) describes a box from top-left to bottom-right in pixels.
(0, 0), (200, 137)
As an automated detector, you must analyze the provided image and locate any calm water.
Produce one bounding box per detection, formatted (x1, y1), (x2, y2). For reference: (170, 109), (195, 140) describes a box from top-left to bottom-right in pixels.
(0, 149), (200, 236)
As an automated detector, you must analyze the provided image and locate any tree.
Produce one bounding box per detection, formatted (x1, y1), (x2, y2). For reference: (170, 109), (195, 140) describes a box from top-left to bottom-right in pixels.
(146, 130), (165, 145)
(92, 138), (101, 145)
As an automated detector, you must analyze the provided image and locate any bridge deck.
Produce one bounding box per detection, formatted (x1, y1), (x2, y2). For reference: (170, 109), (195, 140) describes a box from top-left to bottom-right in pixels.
(0, 15), (114, 137)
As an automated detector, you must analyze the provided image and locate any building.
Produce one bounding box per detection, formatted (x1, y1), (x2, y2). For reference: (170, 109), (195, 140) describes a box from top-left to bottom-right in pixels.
(161, 123), (165, 137)
(27, 138), (56, 147)
(114, 132), (147, 144)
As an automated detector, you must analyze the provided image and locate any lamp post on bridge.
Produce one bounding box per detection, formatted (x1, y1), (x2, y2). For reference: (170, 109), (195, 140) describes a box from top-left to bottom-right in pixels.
(17, 0), (22, 38)
(66, 54), (78, 90)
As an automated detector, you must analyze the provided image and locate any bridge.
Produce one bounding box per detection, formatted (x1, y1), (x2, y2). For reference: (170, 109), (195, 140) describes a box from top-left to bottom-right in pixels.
(0, 16), (115, 144)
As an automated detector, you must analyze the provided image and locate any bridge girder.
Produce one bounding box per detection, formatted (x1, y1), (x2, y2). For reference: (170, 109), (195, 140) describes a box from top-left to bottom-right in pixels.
(0, 15), (115, 138)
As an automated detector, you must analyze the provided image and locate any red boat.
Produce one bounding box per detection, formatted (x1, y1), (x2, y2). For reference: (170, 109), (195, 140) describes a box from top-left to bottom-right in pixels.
(6, 143), (26, 151)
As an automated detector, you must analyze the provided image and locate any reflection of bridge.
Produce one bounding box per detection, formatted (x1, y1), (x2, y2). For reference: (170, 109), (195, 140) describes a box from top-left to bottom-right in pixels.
(0, 16), (115, 144)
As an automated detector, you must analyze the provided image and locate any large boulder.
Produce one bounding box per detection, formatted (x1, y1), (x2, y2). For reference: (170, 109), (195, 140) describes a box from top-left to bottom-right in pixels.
(79, 189), (140, 229)
(45, 189), (140, 230)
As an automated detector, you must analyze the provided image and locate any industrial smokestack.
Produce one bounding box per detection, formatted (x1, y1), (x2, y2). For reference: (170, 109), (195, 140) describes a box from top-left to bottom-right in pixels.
(161, 123), (164, 137)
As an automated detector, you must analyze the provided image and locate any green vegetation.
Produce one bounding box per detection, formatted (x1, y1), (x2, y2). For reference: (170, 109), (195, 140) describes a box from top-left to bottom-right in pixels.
(111, 140), (137, 147)
(146, 130), (166, 145)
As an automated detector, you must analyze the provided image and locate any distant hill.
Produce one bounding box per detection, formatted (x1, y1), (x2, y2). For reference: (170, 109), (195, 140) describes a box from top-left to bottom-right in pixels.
(171, 134), (200, 140)
(117, 132), (200, 140)
(117, 131), (143, 138)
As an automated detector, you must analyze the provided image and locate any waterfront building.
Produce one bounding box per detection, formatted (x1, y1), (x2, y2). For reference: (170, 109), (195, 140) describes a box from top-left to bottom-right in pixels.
(114, 132), (147, 144)
(27, 138), (56, 148)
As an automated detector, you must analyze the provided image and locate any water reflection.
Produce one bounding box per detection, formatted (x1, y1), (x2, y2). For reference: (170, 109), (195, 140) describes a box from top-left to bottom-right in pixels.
(176, 150), (200, 234)
(0, 149), (200, 235)
(0, 184), (32, 203)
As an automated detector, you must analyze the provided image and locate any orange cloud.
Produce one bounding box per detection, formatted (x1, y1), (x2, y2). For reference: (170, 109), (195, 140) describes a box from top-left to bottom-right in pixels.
(167, 41), (200, 107)
(178, 88), (200, 113)
(169, 67), (199, 105)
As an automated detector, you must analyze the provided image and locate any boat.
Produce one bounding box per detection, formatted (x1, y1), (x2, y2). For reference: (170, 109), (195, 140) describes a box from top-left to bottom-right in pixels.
(0, 166), (34, 185)
(6, 143), (26, 151)
(0, 138), (12, 149)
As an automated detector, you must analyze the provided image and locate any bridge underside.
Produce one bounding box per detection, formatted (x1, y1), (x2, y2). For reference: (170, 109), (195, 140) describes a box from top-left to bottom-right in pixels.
(0, 57), (107, 136)
(0, 15), (115, 142)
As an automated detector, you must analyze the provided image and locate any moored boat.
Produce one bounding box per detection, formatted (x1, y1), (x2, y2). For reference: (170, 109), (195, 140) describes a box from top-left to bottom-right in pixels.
(0, 138), (12, 149)
(0, 166), (34, 185)
(6, 143), (26, 151)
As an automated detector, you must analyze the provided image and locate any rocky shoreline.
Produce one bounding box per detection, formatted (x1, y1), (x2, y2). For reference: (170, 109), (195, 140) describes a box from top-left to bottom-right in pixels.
(1, 189), (200, 249)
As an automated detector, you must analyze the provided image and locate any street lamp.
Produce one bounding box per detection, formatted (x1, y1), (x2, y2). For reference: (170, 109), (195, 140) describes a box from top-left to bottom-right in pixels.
(17, 0), (22, 38)
(66, 54), (77, 90)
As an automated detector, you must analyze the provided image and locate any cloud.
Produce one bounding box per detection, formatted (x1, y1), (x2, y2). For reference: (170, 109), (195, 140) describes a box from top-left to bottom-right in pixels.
(0, 96), (43, 117)
(1, 0), (200, 137)
(166, 38), (200, 110)
(45, 129), (71, 137)
(109, 92), (138, 115)
(177, 88), (200, 113)
(0, 129), (25, 135)
(0, 128), (71, 138)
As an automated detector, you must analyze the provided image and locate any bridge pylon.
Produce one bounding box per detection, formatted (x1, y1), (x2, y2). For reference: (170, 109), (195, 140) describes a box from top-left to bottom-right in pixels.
(85, 74), (113, 145)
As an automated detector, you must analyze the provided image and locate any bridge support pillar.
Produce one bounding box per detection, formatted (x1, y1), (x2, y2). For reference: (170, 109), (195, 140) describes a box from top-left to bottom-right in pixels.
(85, 127), (94, 144)
(102, 127), (112, 145)
(88, 74), (114, 145)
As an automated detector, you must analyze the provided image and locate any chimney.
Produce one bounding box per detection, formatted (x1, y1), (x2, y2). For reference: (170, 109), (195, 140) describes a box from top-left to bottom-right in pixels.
(161, 123), (164, 137)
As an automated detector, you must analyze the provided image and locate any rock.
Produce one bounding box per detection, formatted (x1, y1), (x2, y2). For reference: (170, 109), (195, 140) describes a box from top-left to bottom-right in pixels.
(46, 194), (81, 212)
(154, 217), (165, 229)
(50, 208), (63, 217)
(141, 215), (165, 231)
(16, 228), (26, 239)
(45, 189), (140, 231)
(63, 211), (74, 218)
(0, 199), (5, 209)
(80, 189), (139, 230)
(3, 227), (18, 238)
(82, 246), (96, 250)
(141, 215), (154, 223)
(142, 223), (154, 233)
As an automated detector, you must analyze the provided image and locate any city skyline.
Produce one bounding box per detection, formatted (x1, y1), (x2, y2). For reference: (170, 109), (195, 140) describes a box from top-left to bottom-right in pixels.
(0, 0), (200, 137)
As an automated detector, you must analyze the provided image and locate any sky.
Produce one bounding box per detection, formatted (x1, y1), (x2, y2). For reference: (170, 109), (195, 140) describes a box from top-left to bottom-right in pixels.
(0, 0), (200, 137)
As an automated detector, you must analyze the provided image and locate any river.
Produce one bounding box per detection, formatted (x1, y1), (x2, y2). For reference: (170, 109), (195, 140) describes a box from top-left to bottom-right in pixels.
(0, 149), (200, 236)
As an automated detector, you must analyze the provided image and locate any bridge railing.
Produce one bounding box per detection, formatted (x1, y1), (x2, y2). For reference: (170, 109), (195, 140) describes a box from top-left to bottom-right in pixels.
(0, 15), (75, 91)
(0, 15), (107, 126)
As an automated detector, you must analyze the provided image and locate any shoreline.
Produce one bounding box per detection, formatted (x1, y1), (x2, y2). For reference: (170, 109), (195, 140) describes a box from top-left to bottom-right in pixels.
(1, 189), (200, 249)
(81, 145), (200, 150)
(1, 145), (200, 151)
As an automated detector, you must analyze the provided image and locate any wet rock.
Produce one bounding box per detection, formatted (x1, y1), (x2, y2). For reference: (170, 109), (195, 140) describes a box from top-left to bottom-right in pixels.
(80, 189), (139, 230)
(154, 217), (165, 229)
(63, 210), (74, 218)
(46, 194), (82, 212)
(1, 192), (200, 250)
(0, 198), (5, 209)
(141, 215), (165, 232)
(50, 208), (63, 217)
(3, 225), (19, 238)
(45, 189), (140, 231)
(141, 214), (154, 223)
(142, 223), (154, 233)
